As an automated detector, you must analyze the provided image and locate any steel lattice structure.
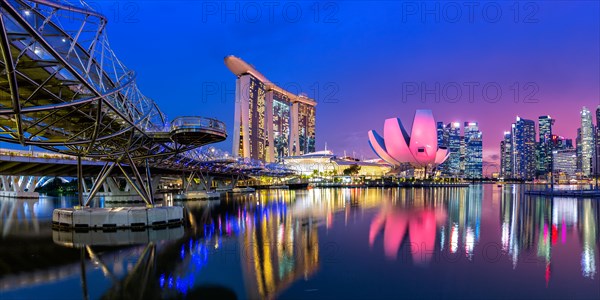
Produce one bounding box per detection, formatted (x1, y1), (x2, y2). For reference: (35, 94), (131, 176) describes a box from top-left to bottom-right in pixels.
(0, 0), (226, 161)
(0, 0), (231, 206)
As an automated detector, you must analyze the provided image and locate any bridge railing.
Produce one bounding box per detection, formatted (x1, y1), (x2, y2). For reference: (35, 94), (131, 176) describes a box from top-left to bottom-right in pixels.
(170, 117), (227, 134)
(0, 149), (98, 161)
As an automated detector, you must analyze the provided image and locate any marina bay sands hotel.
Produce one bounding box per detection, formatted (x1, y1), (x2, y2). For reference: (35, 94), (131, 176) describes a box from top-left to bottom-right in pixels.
(225, 56), (317, 162)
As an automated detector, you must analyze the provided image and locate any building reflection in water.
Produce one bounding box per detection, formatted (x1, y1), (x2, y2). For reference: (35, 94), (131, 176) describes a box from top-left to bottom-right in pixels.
(500, 186), (599, 283)
(2, 186), (598, 299)
(0, 197), (56, 237)
(368, 187), (482, 263)
(158, 188), (392, 299)
(442, 185), (482, 260)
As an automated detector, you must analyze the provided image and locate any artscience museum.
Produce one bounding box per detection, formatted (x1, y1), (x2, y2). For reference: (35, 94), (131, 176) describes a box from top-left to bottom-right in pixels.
(368, 110), (449, 175)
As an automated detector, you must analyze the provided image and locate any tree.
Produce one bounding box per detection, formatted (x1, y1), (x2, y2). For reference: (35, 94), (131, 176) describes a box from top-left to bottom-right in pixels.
(343, 164), (361, 176)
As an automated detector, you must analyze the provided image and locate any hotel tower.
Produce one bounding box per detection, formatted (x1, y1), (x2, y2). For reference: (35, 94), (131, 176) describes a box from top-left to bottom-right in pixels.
(225, 56), (316, 162)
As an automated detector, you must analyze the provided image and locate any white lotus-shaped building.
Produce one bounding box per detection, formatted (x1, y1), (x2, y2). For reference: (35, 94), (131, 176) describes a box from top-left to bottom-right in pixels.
(368, 110), (449, 169)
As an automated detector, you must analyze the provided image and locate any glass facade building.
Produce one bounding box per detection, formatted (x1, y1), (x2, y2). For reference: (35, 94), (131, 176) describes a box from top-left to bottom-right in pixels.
(436, 121), (482, 178)
(580, 107), (595, 176)
(446, 123), (462, 177)
(500, 132), (512, 178)
(436, 122), (450, 175)
(297, 101), (316, 155)
(464, 122), (483, 178)
(236, 75), (268, 161)
(227, 56), (317, 162)
(511, 117), (536, 180)
(595, 106), (600, 176)
(536, 116), (555, 176)
(272, 91), (292, 158)
(576, 128), (583, 173)
(553, 149), (578, 178)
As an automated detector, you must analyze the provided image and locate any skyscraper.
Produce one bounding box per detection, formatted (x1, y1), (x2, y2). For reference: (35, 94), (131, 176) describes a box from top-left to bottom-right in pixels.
(500, 131), (512, 178)
(536, 116), (555, 177)
(538, 115), (554, 142)
(576, 128), (583, 173)
(511, 117), (536, 180)
(436, 122), (447, 147)
(436, 122), (449, 175)
(464, 122), (483, 178)
(595, 105), (600, 176)
(459, 136), (466, 175)
(446, 122), (462, 176)
(580, 107), (595, 176)
(225, 56), (316, 162)
(553, 149), (578, 179)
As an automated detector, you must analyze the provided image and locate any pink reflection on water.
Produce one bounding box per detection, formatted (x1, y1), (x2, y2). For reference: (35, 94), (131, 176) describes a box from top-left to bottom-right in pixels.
(370, 207), (446, 264)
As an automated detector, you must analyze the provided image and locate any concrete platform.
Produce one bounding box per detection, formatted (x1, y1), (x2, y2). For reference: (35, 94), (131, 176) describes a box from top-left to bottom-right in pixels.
(525, 189), (600, 198)
(174, 191), (220, 201)
(0, 191), (39, 198)
(84, 192), (164, 203)
(52, 206), (184, 229)
(52, 226), (184, 247)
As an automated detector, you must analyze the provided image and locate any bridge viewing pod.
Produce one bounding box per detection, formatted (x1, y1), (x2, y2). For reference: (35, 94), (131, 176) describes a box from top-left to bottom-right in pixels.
(164, 117), (226, 146)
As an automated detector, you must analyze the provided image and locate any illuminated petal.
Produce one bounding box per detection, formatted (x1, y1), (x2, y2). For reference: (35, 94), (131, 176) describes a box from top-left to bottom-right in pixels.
(383, 118), (415, 164)
(409, 110), (438, 166)
(435, 147), (449, 165)
(368, 130), (399, 166)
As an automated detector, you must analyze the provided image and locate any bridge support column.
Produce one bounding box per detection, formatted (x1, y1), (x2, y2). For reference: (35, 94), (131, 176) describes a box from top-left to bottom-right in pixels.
(0, 175), (39, 198)
(83, 157), (155, 207)
(198, 171), (214, 192)
(84, 161), (117, 206)
(145, 159), (154, 204)
(77, 156), (83, 207)
(175, 171), (219, 200)
(105, 177), (120, 193)
(213, 174), (239, 190)
(183, 171), (214, 192)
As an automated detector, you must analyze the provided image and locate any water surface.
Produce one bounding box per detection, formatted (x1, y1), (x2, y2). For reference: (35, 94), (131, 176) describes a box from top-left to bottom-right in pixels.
(0, 185), (598, 299)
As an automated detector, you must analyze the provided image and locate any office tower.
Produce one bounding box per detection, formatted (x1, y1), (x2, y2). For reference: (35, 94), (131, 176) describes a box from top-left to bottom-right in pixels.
(437, 122), (449, 174)
(536, 116), (555, 176)
(581, 107), (594, 176)
(535, 144), (545, 177)
(549, 135), (571, 150)
(460, 136), (466, 175)
(511, 117), (536, 180)
(553, 149), (578, 178)
(595, 105), (600, 176)
(538, 116), (554, 142)
(501, 131), (512, 178)
(437, 122), (448, 147)
(446, 122), (462, 176)
(565, 138), (574, 149)
(464, 122), (483, 178)
(576, 128), (582, 173)
(225, 56), (316, 162)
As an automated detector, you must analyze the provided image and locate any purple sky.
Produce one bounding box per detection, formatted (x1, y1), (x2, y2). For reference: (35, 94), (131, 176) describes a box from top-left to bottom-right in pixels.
(5, 1), (599, 173)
